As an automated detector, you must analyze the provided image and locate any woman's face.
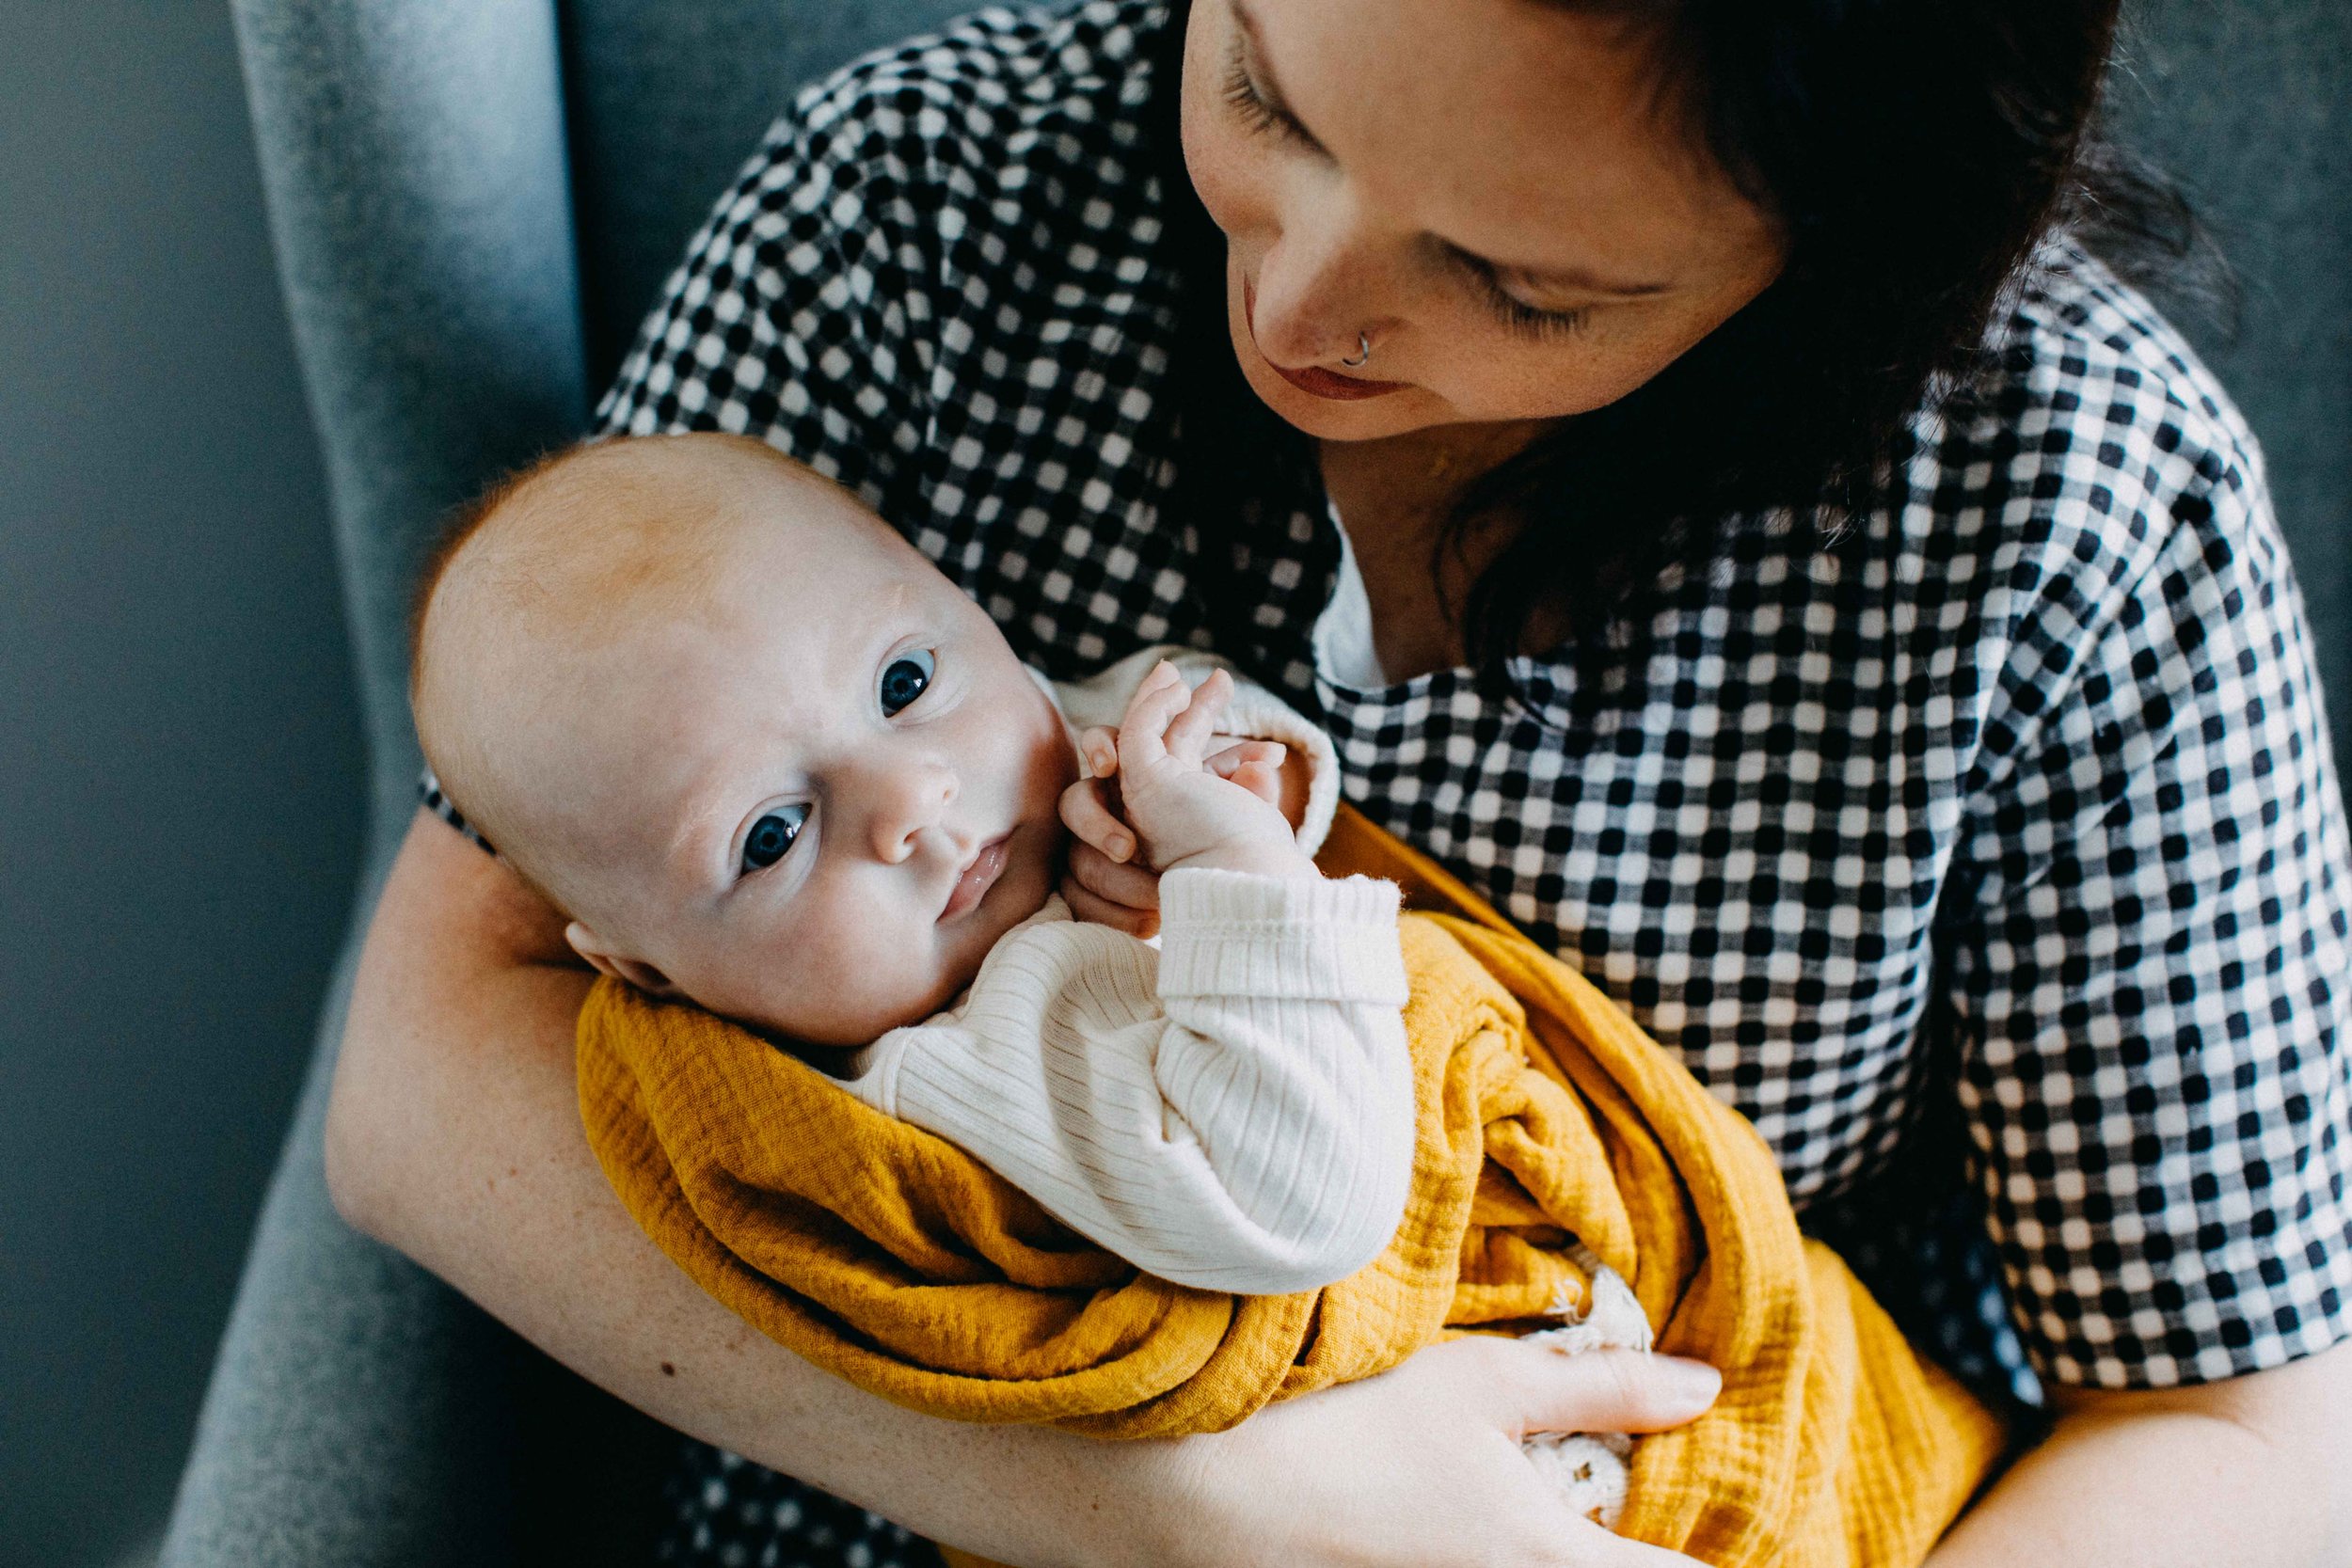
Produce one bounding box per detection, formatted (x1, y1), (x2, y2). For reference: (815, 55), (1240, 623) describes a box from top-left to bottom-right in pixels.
(1180, 0), (1788, 443)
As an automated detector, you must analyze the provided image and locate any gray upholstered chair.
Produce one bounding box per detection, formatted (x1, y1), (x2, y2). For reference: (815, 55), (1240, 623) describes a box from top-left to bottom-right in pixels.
(164, 2), (2347, 1562)
(163, 7), (972, 1564)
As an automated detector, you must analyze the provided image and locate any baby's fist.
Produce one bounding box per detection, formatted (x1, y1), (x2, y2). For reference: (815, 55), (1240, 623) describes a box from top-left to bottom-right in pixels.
(1110, 662), (1312, 879)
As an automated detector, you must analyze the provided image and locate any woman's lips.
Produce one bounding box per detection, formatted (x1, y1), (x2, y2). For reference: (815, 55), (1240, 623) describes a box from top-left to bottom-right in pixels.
(1270, 361), (1410, 402)
(940, 834), (1011, 923)
(1243, 277), (1411, 402)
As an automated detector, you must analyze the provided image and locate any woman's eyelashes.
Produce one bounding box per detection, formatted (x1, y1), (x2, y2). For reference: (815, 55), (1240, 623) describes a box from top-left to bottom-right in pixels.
(740, 801), (809, 875)
(1220, 51), (1294, 143)
(879, 648), (936, 717)
(1444, 249), (1594, 341)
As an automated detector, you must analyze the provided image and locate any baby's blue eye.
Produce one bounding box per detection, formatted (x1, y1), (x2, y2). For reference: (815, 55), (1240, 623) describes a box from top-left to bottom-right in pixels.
(879, 649), (936, 716)
(740, 803), (808, 874)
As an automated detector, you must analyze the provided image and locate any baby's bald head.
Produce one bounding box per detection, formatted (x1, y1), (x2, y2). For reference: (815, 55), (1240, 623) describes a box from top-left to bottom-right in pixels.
(409, 432), (895, 912)
(405, 429), (1074, 1046)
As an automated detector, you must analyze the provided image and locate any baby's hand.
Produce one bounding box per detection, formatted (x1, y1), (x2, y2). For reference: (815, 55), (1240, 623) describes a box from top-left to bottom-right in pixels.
(1088, 661), (1313, 880)
(1059, 730), (1297, 935)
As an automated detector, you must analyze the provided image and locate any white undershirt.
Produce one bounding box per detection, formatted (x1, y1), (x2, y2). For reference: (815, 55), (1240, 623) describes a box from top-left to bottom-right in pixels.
(1311, 500), (1392, 690)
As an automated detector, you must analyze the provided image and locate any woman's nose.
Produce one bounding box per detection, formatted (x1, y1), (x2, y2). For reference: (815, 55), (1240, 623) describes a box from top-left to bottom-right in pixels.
(859, 763), (957, 863)
(1248, 185), (1394, 368)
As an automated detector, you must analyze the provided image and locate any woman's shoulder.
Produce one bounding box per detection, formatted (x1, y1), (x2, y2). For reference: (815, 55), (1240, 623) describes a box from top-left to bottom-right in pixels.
(760, 0), (1168, 198)
(1945, 239), (2270, 553)
(1883, 239), (2284, 662)
(597, 0), (1184, 579)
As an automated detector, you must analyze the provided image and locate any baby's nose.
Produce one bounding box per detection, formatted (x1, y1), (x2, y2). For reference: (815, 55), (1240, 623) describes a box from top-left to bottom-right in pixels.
(865, 764), (957, 863)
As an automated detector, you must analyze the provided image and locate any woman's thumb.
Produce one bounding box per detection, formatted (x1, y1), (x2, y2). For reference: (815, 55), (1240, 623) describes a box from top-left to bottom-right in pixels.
(1505, 1345), (1720, 1437)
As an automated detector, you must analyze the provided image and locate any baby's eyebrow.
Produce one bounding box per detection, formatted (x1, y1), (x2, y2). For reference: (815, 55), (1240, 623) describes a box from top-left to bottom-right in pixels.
(669, 787), (756, 887)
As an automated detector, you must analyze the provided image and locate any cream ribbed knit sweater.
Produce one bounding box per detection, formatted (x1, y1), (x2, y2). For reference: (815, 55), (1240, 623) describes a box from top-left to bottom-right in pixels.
(837, 648), (1416, 1294)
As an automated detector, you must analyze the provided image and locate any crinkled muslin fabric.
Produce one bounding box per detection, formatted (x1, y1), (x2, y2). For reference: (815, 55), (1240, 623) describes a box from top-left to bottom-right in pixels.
(580, 807), (2009, 1567)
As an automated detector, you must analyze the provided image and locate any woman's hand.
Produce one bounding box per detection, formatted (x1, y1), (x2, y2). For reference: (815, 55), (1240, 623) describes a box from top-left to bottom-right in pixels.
(330, 810), (1719, 1568)
(1136, 1337), (1721, 1568)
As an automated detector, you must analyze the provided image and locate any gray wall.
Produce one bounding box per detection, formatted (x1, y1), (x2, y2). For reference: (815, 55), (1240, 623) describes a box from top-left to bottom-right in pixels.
(0, 5), (363, 1565)
(2107, 1), (2352, 793)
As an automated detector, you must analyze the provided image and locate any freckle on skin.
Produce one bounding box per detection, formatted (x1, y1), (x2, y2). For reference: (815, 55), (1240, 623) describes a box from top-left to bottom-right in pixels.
(661, 1361), (677, 1377)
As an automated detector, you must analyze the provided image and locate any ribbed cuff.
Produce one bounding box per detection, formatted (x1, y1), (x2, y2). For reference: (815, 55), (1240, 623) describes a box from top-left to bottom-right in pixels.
(1157, 869), (1406, 1003)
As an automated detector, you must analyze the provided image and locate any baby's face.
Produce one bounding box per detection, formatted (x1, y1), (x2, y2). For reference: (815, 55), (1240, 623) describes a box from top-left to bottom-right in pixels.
(534, 468), (1076, 1045)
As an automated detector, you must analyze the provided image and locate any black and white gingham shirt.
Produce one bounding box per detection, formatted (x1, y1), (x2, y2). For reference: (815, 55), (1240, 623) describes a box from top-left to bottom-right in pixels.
(422, 1), (2352, 1558)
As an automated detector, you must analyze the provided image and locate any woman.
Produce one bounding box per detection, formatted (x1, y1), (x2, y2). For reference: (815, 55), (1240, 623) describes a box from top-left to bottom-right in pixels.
(333, 0), (2352, 1562)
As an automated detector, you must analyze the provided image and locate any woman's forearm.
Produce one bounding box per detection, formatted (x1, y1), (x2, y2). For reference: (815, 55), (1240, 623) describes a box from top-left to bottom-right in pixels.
(1924, 1340), (2352, 1568)
(328, 811), (1189, 1568)
(327, 813), (1726, 1568)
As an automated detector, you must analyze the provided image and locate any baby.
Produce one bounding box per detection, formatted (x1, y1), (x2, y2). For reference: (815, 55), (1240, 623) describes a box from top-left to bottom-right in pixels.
(410, 430), (1421, 1293)
(408, 435), (2021, 1554)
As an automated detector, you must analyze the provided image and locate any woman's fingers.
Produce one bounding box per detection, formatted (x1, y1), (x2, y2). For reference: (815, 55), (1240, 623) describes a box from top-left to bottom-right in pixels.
(1161, 1332), (1715, 1568)
(1058, 873), (1158, 939)
(1469, 1339), (1721, 1438)
(1057, 777), (1135, 863)
(1582, 1531), (1723, 1567)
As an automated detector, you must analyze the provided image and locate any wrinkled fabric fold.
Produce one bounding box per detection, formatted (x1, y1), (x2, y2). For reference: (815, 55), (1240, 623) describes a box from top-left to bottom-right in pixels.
(579, 805), (2010, 1567)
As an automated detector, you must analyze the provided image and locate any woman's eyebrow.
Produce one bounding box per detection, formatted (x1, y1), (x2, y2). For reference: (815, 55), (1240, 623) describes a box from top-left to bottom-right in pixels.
(1455, 245), (1676, 298)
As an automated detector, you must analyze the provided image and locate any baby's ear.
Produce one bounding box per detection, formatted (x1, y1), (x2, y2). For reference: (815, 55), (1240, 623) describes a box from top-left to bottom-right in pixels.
(564, 921), (681, 997)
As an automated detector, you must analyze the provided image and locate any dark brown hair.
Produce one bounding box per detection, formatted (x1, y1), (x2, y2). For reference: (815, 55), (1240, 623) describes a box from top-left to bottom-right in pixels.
(1150, 0), (2220, 709)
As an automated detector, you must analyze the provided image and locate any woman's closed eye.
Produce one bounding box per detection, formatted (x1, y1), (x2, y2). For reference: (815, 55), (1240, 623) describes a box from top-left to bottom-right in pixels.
(1221, 32), (1590, 343)
(740, 802), (809, 875)
(879, 649), (936, 716)
(1220, 47), (1300, 147)
(1442, 247), (1594, 341)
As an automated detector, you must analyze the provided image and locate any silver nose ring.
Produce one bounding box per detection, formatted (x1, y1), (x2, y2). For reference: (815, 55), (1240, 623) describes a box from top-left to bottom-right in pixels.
(1340, 331), (1372, 368)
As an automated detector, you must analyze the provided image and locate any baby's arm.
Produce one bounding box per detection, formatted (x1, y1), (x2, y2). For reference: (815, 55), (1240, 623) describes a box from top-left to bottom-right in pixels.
(1128, 865), (1416, 1290)
(849, 872), (1414, 1294)
(850, 663), (1414, 1292)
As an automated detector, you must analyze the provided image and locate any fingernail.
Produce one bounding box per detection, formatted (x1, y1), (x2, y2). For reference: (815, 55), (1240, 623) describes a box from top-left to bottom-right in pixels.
(1106, 832), (1132, 861)
(1660, 1357), (1722, 1405)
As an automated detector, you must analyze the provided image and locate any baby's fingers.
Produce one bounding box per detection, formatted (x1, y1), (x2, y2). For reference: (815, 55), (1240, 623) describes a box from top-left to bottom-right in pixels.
(1057, 776), (1136, 863)
(1060, 876), (1159, 939)
(1207, 739), (1286, 809)
(1160, 667), (1232, 768)
(1115, 660), (1191, 774)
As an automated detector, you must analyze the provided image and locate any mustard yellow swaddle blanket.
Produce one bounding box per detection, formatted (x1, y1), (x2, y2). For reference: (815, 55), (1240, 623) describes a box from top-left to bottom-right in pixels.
(579, 805), (2010, 1567)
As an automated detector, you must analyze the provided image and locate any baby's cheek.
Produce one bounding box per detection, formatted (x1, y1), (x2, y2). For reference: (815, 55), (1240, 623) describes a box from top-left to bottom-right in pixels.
(722, 917), (906, 1046)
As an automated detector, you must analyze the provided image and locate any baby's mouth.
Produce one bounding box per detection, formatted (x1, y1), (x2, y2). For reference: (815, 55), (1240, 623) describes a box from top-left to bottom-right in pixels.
(940, 832), (1012, 923)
